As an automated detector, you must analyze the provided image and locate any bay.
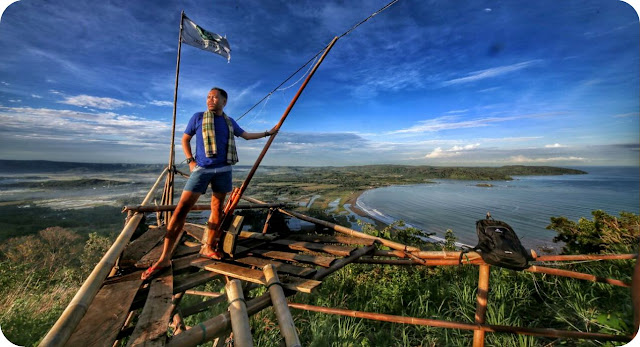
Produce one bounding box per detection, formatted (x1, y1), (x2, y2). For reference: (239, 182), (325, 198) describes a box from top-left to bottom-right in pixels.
(356, 166), (640, 251)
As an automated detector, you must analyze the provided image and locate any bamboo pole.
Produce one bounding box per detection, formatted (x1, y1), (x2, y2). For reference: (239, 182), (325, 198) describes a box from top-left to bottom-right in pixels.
(633, 253), (640, 336)
(186, 290), (225, 298)
(262, 208), (275, 234)
(181, 295), (228, 319)
(373, 249), (483, 262)
(162, 10), (184, 225)
(217, 36), (340, 234)
(473, 264), (490, 347)
(170, 291), (187, 334)
(226, 280), (253, 347)
(525, 265), (631, 287)
(263, 265), (301, 347)
(534, 254), (637, 261)
(39, 167), (169, 347)
(286, 303), (632, 342)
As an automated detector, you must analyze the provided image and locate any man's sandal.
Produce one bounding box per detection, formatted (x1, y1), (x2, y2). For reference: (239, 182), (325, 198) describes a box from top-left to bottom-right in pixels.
(199, 249), (224, 260)
(141, 264), (170, 281)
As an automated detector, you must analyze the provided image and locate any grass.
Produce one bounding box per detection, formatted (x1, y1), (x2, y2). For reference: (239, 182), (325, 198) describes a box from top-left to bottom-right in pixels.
(0, 202), (635, 346)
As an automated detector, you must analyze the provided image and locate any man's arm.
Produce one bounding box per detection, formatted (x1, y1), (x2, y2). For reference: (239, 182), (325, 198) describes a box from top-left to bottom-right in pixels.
(240, 127), (278, 140)
(181, 133), (196, 171)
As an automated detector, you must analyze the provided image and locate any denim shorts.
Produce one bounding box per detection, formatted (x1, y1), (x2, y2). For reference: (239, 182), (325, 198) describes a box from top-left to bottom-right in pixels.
(183, 165), (233, 194)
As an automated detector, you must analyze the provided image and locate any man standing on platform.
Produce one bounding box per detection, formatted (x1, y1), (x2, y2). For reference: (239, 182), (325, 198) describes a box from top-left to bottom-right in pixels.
(142, 87), (277, 280)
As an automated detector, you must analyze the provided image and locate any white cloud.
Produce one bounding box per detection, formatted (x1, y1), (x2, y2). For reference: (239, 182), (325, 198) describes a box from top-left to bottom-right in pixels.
(149, 100), (173, 107)
(0, 106), (170, 148)
(425, 143), (480, 158)
(31, 94), (42, 99)
(508, 155), (585, 163)
(443, 60), (542, 86)
(451, 143), (480, 151)
(60, 95), (134, 110)
(390, 113), (559, 135)
(544, 143), (565, 148)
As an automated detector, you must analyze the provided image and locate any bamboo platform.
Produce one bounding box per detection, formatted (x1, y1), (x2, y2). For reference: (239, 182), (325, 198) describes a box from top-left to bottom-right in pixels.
(43, 201), (637, 347)
(58, 219), (377, 347)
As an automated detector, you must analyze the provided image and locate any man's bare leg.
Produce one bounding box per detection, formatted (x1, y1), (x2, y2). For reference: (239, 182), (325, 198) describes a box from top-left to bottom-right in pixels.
(142, 190), (201, 279)
(200, 191), (227, 257)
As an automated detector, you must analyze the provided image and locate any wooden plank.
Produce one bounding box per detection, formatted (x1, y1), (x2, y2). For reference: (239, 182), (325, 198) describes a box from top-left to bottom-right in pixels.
(127, 268), (174, 347)
(238, 231), (278, 241)
(286, 234), (375, 246)
(174, 245), (200, 258)
(65, 272), (142, 347)
(234, 256), (316, 278)
(135, 231), (185, 268)
(172, 254), (200, 272)
(252, 249), (335, 268)
(191, 259), (321, 293)
(183, 223), (204, 243)
(272, 239), (356, 257)
(223, 215), (244, 256)
(120, 227), (167, 266)
(173, 270), (221, 294)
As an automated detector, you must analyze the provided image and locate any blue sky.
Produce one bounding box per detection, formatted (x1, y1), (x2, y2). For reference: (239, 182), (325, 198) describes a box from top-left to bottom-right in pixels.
(0, 0), (638, 166)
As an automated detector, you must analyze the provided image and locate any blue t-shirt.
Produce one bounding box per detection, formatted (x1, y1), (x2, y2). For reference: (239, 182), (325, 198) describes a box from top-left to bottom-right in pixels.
(184, 112), (245, 168)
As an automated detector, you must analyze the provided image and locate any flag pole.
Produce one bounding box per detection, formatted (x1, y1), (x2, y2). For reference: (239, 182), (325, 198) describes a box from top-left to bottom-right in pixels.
(218, 36), (340, 231)
(162, 10), (184, 224)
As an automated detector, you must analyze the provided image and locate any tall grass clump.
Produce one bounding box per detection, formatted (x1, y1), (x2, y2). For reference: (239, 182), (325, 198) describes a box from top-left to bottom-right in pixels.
(0, 228), (114, 346)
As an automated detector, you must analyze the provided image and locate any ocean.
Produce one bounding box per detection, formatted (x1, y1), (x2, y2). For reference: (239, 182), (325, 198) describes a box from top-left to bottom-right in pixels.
(355, 166), (640, 251)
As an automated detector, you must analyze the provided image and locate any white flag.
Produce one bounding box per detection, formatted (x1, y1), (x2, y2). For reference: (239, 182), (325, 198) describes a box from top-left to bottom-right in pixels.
(181, 14), (231, 62)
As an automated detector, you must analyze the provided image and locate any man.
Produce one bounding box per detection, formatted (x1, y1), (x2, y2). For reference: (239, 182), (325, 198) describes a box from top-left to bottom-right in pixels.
(142, 87), (276, 280)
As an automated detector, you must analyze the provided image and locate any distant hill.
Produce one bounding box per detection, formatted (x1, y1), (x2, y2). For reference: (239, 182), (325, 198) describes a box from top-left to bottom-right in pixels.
(0, 160), (587, 178)
(336, 164), (587, 180)
(0, 160), (166, 174)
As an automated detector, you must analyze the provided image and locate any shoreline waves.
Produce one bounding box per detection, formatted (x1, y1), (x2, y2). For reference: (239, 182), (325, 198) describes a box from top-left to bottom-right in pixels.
(354, 191), (470, 247)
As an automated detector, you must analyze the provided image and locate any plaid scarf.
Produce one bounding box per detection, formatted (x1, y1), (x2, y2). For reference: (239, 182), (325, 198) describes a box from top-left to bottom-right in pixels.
(202, 111), (239, 165)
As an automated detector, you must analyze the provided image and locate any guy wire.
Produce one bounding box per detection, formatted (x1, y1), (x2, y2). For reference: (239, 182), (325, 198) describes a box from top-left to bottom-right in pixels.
(236, 0), (400, 122)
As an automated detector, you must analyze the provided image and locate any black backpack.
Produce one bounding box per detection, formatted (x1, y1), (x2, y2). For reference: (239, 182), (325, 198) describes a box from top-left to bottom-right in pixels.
(472, 213), (533, 271)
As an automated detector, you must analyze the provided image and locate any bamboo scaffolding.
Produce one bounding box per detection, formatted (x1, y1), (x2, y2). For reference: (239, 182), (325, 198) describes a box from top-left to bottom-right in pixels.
(525, 265), (631, 287)
(286, 303), (632, 342)
(473, 264), (490, 347)
(226, 280), (253, 347)
(185, 290), (224, 298)
(534, 254), (637, 261)
(263, 265), (301, 347)
(633, 254), (640, 333)
(166, 244), (376, 347)
(181, 294), (228, 319)
(40, 167), (169, 347)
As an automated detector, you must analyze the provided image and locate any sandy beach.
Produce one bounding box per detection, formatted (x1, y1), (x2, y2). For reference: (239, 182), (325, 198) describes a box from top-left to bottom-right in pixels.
(343, 189), (389, 230)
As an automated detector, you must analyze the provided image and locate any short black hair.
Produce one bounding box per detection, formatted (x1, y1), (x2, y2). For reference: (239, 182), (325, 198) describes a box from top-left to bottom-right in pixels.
(210, 87), (228, 100)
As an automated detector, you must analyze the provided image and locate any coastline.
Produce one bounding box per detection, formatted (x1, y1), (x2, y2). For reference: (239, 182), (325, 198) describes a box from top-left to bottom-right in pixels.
(343, 190), (388, 230)
(346, 186), (479, 249)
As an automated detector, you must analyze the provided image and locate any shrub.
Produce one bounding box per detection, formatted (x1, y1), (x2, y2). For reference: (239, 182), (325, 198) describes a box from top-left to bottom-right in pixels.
(548, 210), (639, 254)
